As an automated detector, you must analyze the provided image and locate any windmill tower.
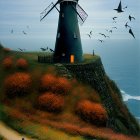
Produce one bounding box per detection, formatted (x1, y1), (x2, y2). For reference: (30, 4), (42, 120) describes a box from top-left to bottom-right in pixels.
(40, 0), (88, 63)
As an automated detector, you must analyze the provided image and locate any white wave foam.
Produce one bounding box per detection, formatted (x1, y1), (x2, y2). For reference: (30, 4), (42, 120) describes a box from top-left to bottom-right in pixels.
(121, 90), (140, 102)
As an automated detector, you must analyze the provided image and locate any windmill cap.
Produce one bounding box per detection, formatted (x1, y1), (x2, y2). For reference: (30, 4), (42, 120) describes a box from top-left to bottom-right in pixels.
(58, 0), (78, 3)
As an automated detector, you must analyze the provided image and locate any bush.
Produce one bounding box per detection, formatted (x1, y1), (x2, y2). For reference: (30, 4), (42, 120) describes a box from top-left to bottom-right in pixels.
(16, 58), (28, 70)
(39, 74), (57, 92)
(53, 77), (71, 95)
(75, 100), (108, 126)
(40, 74), (71, 95)
(4, 72), (31, 97)
(38, 92), (65, 113)
(2, 57), (13, 69)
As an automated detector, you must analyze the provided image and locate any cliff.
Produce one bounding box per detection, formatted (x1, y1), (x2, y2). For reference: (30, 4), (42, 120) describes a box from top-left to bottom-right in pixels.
(55, 56), (140, 135)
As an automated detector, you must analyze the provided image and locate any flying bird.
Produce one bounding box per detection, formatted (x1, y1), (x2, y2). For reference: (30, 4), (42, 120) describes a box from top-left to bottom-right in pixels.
(90, 31), (92, 35)
(129, 29), (135, 39)
(123, 6), (127, 9)
(112, 17), (117, 20)
(106, 30), (112, 33)
(40, 47), (48, 51)
(98, 39), (104, 43)
(125, 22), (131, 28)
(112, 27), (117, 29)
(129, 15), (135, 21)
(49, 48), (54, 52)
(22, 31), (27, 35)
(99, 33), (110, 38)
(86, 34), (91, 39)
(114, 0), (124, 13)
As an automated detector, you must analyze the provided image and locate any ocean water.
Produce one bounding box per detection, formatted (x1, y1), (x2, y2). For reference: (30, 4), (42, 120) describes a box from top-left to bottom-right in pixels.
(82, 39), (140, 119)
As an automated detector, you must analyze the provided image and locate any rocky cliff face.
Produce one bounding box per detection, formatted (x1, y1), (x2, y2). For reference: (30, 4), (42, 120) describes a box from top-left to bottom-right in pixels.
(55, 57), (140, 135)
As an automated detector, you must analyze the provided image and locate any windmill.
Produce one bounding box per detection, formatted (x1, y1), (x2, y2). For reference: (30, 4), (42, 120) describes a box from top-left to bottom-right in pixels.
(40, 0), (88, 63)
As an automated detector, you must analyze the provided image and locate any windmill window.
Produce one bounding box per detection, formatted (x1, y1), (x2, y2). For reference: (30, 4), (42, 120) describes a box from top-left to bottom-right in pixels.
(57, 33), (60, 38)
(62, 13), (64, 18)
(74, 33), (77, 39)
(62, 53), (65, 56)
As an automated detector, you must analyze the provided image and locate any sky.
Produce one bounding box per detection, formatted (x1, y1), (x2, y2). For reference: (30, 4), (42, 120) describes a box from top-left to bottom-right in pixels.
(0, 0), (140, 51)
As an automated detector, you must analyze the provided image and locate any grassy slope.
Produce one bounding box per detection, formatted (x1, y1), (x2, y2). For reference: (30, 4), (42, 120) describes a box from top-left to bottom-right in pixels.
(0, 48), (140, 140)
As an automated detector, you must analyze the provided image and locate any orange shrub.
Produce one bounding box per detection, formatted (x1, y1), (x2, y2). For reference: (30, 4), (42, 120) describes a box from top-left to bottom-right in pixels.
(38, 92), (65, 113)
(40, 74), (57, 92)
(75, 100), (108, 126)
(40, 74), (71, 95)
(2, 57), (13, 69)
(4, 72), (31, 97)
(16, 58), (28, 69)
(53, 77), (71, 95)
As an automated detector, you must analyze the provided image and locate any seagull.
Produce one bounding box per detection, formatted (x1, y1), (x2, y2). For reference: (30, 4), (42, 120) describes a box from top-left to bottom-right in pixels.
(123, 6), (127, 9)
(99, 33), (110, 38)
(106, 30), (112, 33)
(112, 27), (117, 29)
(125, 22), (131, 28)
(22, 31), (27, 35)
(11, 29), (13, 34)
(112, 17), (117, 20)
(90, 31), (92, 35)
(49, 48), (54, 52)
(129, 15), (135, 21)
(98, 39), (104, 43)
(40, 47), (48, 51)
(86, 34), (91, 39)
(114, 0), (124, 13)
(129, 29), (135, 39)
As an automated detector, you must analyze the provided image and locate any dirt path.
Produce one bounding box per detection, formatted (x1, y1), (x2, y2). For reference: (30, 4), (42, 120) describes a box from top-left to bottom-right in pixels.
(0, 121), (35, 140)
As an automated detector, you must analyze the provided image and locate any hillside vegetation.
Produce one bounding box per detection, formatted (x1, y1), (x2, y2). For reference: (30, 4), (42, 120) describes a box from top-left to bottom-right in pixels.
(0, 45), (140, 140)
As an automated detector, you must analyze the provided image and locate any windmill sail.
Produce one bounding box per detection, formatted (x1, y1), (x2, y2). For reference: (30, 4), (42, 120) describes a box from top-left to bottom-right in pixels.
(40, 2), (58, 21)
(76, 4), (88, 25)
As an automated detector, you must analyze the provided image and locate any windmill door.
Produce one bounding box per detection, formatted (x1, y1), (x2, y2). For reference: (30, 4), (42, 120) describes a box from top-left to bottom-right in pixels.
(70, 55), (74, 63)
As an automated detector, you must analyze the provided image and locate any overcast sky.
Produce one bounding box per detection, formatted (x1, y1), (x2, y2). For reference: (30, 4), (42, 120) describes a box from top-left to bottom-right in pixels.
(0, 0), (139, 51)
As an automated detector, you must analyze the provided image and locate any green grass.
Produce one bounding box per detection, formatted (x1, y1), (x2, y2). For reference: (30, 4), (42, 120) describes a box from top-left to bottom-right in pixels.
(0, 104), (89, 140)
(83, 54), (99, 63)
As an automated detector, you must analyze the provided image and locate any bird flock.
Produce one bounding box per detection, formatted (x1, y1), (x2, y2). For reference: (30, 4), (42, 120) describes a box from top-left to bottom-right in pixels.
(86, 0), (136, 43)
(10, 25), (54, 53)
(40, 46), (54, 52)
(10, 0), (136, 52)
(11, 25), (29, 35)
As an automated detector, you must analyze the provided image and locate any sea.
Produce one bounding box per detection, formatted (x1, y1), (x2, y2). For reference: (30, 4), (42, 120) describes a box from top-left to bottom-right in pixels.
(82, 39), (140, 120)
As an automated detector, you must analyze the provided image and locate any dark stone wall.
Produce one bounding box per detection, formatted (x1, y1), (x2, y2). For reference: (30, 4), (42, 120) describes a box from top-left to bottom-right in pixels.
(64, 58), (117, 126)
(55, 57), (140, 135)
